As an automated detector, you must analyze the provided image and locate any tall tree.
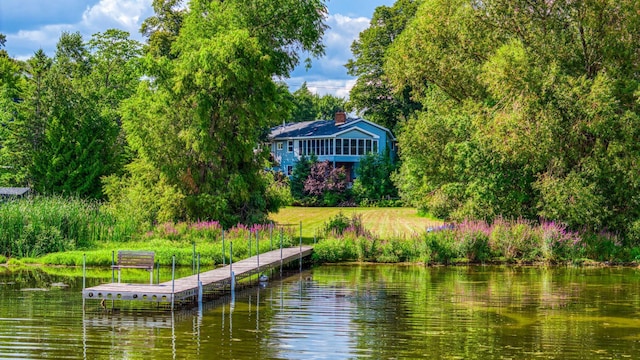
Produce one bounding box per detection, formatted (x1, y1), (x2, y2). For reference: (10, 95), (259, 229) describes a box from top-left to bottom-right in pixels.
(289, 82), (346, 122)
(315, 93), (346, 120)
(117, 0), (327, 226)
(290, 82), (316, 121)
(0, 35), (27, 185)
(28, 31), (142, 198)
(140, 0), (186, 58)
(386, 0), (640, 237)
(346, 0), (422, 130)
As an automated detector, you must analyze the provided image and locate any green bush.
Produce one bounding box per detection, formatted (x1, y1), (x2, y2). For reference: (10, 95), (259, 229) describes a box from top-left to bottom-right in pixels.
(426, 231), (461, 264)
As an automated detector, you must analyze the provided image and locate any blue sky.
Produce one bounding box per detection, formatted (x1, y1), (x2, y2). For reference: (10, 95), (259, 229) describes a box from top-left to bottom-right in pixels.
(0, 0), (396, 97)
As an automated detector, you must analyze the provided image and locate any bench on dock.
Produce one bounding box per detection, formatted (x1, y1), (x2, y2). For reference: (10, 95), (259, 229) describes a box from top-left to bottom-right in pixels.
(112, 251), (155, 284)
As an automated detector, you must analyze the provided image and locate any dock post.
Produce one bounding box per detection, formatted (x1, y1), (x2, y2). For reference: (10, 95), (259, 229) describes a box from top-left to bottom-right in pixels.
(270, 223), (273, 250)
(82, 253), (86, 292)
(257, 230), (260, 276)
(197, 253), (202, 306)
(299, 221), (302, 272)
(280, 228), (283, 276)
(231, 271), (236, 291)
(111, 250), (115, 283)
(249, 231), (252, 259)
(82, 253), (86, 309)
(222, 230), (226, 266)
(192, 242), (196, 274)
(171, 255), (176, 311)
(231, 271), (236, 304)
(230, 241), (234, 288)
(156, 261), (160, 284)
(197, 253), (201, 283)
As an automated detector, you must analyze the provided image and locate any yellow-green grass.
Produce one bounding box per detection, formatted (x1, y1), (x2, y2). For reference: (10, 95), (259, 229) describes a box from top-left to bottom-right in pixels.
(269, 207), (442, 240)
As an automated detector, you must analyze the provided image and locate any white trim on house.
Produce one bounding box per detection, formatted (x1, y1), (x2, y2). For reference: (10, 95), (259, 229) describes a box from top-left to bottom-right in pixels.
(338, 118), (396, 140)
(333, 127), (380, 139)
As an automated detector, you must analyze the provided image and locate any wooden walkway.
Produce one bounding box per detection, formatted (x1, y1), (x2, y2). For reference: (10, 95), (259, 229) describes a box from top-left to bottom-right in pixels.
(82, 245), (313, 307)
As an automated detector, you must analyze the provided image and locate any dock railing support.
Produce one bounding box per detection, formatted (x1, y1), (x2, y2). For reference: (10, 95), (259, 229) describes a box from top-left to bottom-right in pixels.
(222, 230), (226, 266)
(230, 241), (234, 290)
(82, 253), (86, 292)
(270, 223), (273, 250)
(197, 253), (202, 306)
(171, 255), (176, 310)
(111, 251), (115, 283)
(280, 228), (283, 277)
(192, 242), (196, 274)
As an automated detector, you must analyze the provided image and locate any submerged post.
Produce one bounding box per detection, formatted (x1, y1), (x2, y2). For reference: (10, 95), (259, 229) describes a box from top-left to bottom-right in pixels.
(171, 255), (176, 311)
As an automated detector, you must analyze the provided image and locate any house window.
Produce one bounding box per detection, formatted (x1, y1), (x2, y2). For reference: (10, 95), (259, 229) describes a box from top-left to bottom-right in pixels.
(288, 140), (293, 152)
(277, 142), (283, 151)
(343, 139), (349, 155)
(336, 139), (342, 155)
(373, 140), (378, 153)
(287, 165), (293, 176)
(350, 139), (357, 155)
(358, 139), (365, 155)
(365, 139), (372, 154)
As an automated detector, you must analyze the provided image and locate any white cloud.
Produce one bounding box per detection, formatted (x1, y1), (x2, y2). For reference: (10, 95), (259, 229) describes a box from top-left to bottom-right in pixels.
(5, 0), (152, 60)
(287, 77), (357, 99)
(289, 13), (371, 97)
(81, 0), (152, 35)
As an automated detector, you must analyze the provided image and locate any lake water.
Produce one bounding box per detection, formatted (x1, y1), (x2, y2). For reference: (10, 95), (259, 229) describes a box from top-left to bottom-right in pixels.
(1, 265), (640, 359)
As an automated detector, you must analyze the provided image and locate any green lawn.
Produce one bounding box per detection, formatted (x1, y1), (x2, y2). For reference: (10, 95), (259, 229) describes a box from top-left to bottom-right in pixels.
(268, 207), (442, 239)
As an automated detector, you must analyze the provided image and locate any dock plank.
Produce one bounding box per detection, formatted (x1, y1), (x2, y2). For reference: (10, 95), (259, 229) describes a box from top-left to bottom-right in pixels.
(83, 245), (313, 305)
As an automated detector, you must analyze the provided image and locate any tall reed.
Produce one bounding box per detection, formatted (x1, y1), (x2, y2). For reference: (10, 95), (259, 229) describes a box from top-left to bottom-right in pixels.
(0, 196), (138, 258)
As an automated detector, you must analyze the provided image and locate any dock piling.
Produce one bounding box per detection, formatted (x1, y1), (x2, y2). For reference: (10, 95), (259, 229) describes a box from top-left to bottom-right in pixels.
(171, 255), (176, 310)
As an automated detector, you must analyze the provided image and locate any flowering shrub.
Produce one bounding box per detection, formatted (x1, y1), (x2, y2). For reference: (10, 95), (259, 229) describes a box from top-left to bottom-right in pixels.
(314, 216), (613, 265)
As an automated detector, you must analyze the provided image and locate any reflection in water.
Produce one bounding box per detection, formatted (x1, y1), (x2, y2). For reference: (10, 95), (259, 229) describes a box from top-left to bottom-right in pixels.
(2, 266), (640, 358)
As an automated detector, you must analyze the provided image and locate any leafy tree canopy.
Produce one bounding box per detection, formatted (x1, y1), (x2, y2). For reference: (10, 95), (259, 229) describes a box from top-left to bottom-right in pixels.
(346, 0), (423, 130)
(387, 0), (640, 238)
(117, 0), (328, 226)
(289, 82), (346, 122)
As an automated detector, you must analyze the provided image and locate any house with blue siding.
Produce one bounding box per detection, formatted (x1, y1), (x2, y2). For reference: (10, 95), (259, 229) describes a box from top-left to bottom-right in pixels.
(268, 112), (396, 182)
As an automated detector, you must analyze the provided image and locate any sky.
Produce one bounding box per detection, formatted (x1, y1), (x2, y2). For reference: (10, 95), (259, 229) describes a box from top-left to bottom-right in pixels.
(0, 0), (396, 98)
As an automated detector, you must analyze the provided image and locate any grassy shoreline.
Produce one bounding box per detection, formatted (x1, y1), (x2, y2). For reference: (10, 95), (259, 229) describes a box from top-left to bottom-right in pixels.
(2, 197), (638, 267)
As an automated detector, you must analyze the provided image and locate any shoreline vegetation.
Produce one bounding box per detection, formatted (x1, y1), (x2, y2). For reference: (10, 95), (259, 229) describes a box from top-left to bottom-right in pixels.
(0, 196), (638, 268)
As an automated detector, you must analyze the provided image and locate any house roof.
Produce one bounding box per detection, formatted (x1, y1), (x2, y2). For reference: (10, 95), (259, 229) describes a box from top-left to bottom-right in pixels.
(0, 187), (30, 196)
(269, 117), (394, 140)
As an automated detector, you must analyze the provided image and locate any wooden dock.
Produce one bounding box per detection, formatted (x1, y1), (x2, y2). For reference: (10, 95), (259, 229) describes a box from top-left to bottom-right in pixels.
(82, 245), (313, 307)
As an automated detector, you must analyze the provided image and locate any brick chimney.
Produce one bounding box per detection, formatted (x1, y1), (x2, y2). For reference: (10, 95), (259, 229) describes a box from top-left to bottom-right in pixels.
(334, 111), (346, 125)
